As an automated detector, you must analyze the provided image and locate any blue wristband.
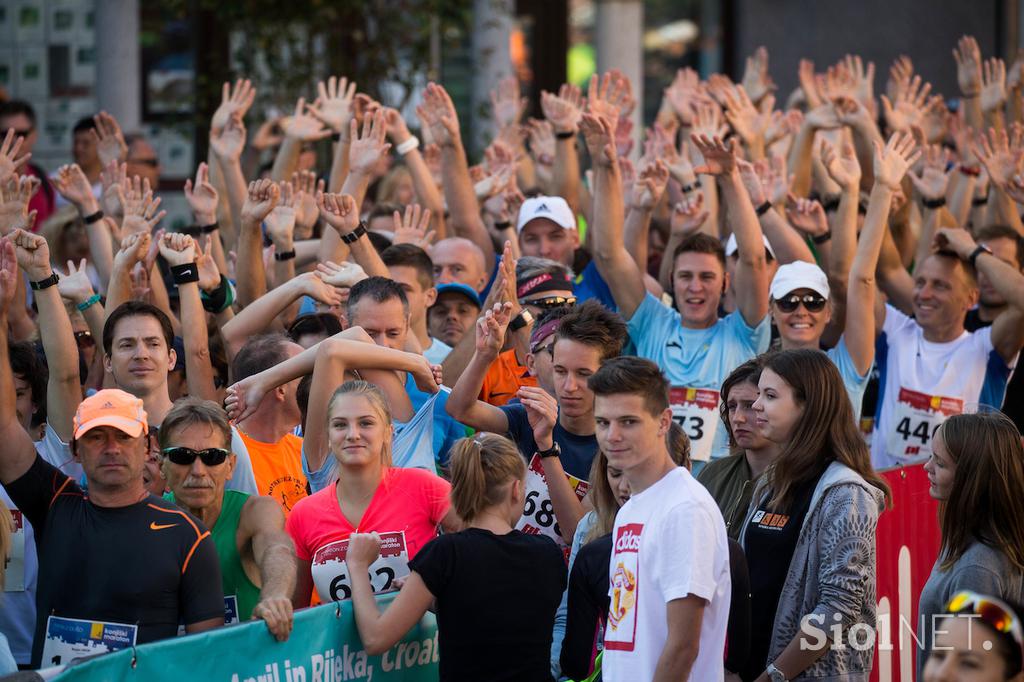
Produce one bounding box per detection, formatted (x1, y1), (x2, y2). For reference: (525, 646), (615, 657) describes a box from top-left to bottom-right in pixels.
(76, 293), (101, 312)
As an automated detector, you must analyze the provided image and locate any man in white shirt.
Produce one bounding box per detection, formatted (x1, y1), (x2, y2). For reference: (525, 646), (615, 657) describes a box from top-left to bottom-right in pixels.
(590, 356), (731, 681)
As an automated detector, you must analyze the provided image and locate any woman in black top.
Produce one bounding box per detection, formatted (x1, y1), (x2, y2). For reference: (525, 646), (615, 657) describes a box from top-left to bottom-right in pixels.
(347, 433), (566, 682)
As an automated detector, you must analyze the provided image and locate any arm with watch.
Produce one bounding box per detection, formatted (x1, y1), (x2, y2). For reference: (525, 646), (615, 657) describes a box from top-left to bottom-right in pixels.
(935, 227), (1024, 364)
(159, 232), (218, 401)
(318, 192), (389, 278)
(52, 163), (115, 289)
(236, 179), (280, 308)
(383, 107), (447, 240)
(12, 229), (82, 442)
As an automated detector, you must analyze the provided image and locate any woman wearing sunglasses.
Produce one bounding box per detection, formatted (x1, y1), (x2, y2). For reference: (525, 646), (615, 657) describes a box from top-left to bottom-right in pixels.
(918, 412), (1024, 677)
(740, 349), (890, 682)
(768, 133), (920, 421)
(924, 591), (1024, 682)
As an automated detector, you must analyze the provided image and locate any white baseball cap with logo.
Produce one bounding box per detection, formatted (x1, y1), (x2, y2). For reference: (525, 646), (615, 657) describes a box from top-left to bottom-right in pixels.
(516, 196), (576, 233)
(725, 232), (776, 260)
(770, 261), (831, 300)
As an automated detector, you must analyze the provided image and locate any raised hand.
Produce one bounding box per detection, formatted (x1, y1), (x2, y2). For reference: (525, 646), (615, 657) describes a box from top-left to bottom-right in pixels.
(540, 83), (584, 135)
(348, 109), (391, 175)
(195, 236), (221, 292)
(211, 79), (256, 134)
(954, 35), (983, 98)
(981, 58), (1008, 113)
(224, 374), (268, 423)
(209, 112), (247, 162)
(803, 103), (842, 131)
(579, 112), (617, 168)
(754, 155), (792, 206)
(663, 68), (709, 125)
(281, 97), (331, 142)
(723, 85), (772, 147)
(820, 138), (862, 191)
(587, 71), (629, 136)
(670, 193), (709, 237)
(56, 258), (96, 304)
(741, 46), (776, 103)
(122, 177), (166, 235)
(785, 196), (828, 237)
(408, 355), (441, 394)
(417, 82), (460, 147)
(264, 182), (297, 248)
(490, 76), (527, 129)
(629, 160), (669, 210)
(691, 101), (728, 139)
(475, 302), (513, 358)
(183, 162), (219, 225)
(873, 131), (921, 190)
(908, 144), (954, 200)
(0, 176), (39, 234)
(241, 178), (280, 225)
(316, 192), (360, 235)
(53, 164), (96, 212)
(392, 204), (435, 249)
(933, 227), (979, 260)
(887, 55), (914, 102)
(973, 126), (1024, 189)
(881, 75), (939, 132)
(736, 159), (768, 206)
(11, 228), (51, 280)
(691, 134), (739, 176)
(527, 118), (556, 167)
(291, 270), (343, 306)
(0, 128), (31, 183)
(113, 231), (151, 274)
(0, 238), (17, 314)
(315, 260), (367, 289)
(518, 385), (558, 447)
(798, 59), (823, 108)
(291, 170), (321, 238)
(99, 159), (128, 219)
(843, 54), (876, 109)
(306, 76), (357, 134)
(90, 111), (127, 167)
(157, 231), (197, 267)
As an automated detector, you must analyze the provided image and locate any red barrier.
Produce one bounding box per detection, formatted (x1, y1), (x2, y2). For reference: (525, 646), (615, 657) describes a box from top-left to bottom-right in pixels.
(871, 464), (940, 682)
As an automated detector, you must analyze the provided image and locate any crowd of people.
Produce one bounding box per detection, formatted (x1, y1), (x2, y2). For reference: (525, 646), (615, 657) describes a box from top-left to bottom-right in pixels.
(1, 34), (1024, 682)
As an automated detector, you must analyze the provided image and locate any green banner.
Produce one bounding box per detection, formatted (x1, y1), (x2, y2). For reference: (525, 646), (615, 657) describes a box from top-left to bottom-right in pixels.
(53, 595), (438, 682)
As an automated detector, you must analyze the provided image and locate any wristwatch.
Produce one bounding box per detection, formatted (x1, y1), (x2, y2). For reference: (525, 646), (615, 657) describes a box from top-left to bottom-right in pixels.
(509, 309), (534, 332)
(766, 662), (788, 682)
(341, 222), (368, 244)
(30, 272), (59, 291)
(968, 244), (992, 268)
(536, 443), (561, 459)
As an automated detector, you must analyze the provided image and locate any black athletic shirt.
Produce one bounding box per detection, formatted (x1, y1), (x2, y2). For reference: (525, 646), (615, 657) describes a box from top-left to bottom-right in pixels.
(964, 308), (1024, 431)
(5, 454), (224, 668)
(409, 527), (566, 682)
(560, 533), (612, 681)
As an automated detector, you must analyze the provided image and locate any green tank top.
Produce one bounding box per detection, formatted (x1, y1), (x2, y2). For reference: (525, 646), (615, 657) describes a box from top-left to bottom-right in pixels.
(209, 490), (261, 622)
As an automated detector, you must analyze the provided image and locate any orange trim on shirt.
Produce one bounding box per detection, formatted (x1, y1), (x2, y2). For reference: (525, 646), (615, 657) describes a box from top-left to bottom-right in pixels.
(48, 477), (73, 509)
(147, 503), (204, 538)
(182, 531), (211, 575)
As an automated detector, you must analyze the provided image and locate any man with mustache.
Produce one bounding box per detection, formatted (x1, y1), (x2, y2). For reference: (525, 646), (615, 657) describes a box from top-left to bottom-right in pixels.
(163, 397), (298, 641)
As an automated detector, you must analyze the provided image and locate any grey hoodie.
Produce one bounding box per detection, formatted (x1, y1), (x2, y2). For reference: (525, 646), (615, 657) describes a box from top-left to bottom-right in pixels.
(740, 460), (885, 681)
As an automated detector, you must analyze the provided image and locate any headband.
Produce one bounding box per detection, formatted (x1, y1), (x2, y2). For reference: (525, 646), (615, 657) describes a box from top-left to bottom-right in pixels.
(517, 272), (573, 300)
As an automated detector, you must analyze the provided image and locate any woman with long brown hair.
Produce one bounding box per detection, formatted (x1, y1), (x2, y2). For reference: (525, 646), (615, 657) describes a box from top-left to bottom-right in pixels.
(740, 348), (890, 682)
(918, 412), (1024, 677)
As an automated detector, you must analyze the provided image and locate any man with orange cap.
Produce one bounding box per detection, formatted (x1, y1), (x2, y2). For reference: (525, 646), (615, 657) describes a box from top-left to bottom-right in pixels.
(0, 324), (224, 669)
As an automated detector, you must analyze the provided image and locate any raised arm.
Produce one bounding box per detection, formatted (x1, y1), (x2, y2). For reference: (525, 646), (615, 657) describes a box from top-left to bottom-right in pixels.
(272, 98), (330, 183)
(383, 107), (447, 239)
(52, 164), (114, 287)
(209, 113), (249, 252)
(263, 181), (298, 292)
(540, 84), (584, 214)
(0, 237), (37, 484)
(954, 36), (985, 134)
(12, 230), (81, 442)
(235, 179), (280, 307)
(623, 159), (670, 275)
(735, 158), (814, 265)
(692, 134), (769, 326)
(317, 192), (389, 278)
(445, 303), (514, 435)
(907, 145), (956, 270)
(305, 77), (357, 193)
(241, 496), (297, 641)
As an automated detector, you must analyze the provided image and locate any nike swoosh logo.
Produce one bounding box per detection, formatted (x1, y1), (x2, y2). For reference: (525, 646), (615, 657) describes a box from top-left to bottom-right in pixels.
(150, 522), (177, 530)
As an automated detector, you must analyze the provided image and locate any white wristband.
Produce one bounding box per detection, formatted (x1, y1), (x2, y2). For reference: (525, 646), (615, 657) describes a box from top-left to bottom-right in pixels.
(396, 136), (420, 156)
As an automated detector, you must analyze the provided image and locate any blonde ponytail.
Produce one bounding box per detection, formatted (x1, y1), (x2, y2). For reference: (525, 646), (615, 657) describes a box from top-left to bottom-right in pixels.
(449, 433), (525, 522)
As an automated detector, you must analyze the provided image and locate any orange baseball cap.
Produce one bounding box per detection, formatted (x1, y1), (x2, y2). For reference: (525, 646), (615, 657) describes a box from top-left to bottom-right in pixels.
(73, 389), (149, 440)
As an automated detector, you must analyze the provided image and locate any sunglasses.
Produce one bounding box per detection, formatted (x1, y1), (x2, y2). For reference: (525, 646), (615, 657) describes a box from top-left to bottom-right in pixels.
(129, 158), (159, 168)
(74, 330), (95, 349)
(163, 446), (230, 467)
(774, 293), (827, 313)
(947, 591), (1024, 649)
(522, 295), (576, 310)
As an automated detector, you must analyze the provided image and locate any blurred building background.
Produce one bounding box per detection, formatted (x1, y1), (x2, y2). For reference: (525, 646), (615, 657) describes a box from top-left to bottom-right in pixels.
(0, 0), (1015, 224)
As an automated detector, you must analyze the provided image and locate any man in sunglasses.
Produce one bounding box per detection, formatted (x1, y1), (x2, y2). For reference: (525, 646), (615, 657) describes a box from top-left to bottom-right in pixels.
(162, 397), (297, 641)
(0, 383), (224, 668)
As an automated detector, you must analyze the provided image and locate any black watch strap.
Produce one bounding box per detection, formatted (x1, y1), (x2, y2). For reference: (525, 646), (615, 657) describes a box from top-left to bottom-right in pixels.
(812, 231), (832, 245)
(30, 272), (59, 291)
(968, 244), (992, 267)
(537, 443), (561, 459)
(922, 196), (946, 209)
(341, 222), (368, 244)
(274, 249), (297, 261)
(755, 200), (773, 216)
(509, 310), (534, 332)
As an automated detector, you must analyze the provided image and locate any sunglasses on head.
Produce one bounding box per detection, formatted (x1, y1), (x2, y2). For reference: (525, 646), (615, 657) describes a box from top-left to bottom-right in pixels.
(163, 446), (230, 467)
(522, 295), (576, 310)
(775, 293), (827, 313)
(947, 591), (1024, 649)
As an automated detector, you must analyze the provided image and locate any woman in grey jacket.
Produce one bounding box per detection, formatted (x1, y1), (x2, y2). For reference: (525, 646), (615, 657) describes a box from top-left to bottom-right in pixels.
(739, 349), (890, 682)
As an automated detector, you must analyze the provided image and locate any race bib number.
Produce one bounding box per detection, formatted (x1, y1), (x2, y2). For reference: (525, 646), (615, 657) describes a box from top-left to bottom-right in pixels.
(669, 387), (720, 462)
(886, 387), (964, 460)
(311, 531), (409, 603)
(42, 616), (137, 667)
(605, 523), (643, 652)
(4, 509), (25, 592)
(516, 454), (590, 556)
(224, 595), (239, 625)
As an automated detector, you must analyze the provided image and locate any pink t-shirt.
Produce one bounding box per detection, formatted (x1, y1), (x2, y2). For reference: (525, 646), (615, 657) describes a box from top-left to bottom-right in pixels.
(286, 467), (451, 562)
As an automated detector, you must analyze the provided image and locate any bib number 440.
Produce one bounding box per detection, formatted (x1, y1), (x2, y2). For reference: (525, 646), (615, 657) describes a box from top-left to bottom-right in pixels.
(895, 416), (939, 445)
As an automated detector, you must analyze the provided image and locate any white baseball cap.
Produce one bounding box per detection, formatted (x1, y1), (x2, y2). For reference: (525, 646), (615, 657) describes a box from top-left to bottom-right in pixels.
(770, 261), (830, 300)
(516, 196), (576, 233)
(725, 233), (776, 260)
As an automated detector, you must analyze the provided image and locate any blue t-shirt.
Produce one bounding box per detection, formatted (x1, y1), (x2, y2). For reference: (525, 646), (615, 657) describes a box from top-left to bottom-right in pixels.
(827, 337), (871, 421)
(499, 404), (597, 480)
(573, 260), (616, 310)
(627, 293), (771, 461)
(406, 374), (469, 467)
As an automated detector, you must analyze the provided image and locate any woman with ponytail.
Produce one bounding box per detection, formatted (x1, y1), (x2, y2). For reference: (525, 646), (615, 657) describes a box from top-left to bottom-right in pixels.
(347, 433), (567, 681)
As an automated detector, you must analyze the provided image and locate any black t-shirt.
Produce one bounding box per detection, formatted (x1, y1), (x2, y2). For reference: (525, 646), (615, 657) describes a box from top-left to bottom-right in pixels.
(409, 528), (566, 682)
(964, 308), (1024, 431)
(5, 454), (224, 668)
(560, 533), (612, 681)
(501, 404), (597, 479)
(740, 474), (821, 681)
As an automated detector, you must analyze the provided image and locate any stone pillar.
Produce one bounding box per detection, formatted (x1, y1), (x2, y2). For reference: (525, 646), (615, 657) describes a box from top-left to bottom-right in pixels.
(596, 0), (643, 158)
(470, 0), (514, 155)
(95, 0), (141, 130)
